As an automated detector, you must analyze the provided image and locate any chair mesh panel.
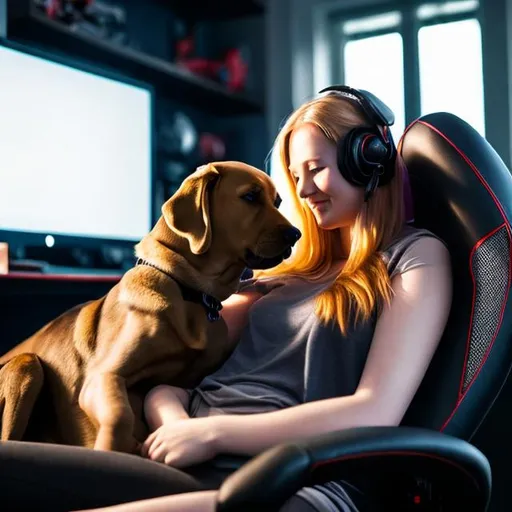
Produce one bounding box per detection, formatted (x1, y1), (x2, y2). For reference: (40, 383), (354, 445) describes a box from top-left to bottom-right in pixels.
(463, 225), (510, 392)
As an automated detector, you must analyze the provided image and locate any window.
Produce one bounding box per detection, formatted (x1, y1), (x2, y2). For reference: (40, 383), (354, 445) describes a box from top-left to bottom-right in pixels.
(418, 18), (485, 135)
(334, 1), (484, 138)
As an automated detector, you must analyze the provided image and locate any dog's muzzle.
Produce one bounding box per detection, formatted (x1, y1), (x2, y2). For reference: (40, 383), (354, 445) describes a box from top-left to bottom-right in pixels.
(244, 246), (293, 269)
(244, 226), (301, 270)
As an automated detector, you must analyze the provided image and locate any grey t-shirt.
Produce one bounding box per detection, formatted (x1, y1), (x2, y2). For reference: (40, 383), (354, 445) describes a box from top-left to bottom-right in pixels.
(188, 224), (443, 511)
(190, 224), (441, 418)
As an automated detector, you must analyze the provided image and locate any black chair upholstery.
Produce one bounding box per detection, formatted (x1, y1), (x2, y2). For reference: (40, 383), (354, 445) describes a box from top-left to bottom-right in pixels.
(215, 113), (512, 511)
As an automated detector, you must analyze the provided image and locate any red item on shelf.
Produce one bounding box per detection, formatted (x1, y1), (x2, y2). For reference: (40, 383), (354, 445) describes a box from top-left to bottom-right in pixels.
(179, 58), (223, 80)
(223, 48), (248, 92)
(45, 0), (94, 20)
(199, 133), (226, 161)
(176, 35), (195, 60)
(176, 36), (249, 92)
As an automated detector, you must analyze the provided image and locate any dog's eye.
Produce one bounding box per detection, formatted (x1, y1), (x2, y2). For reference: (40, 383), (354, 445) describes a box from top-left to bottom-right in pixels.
(274, 195), (282, 208)
(242, 190), (260, 203)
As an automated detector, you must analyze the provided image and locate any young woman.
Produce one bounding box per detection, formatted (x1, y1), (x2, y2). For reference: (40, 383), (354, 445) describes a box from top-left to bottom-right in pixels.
(80, 86), (453, 512)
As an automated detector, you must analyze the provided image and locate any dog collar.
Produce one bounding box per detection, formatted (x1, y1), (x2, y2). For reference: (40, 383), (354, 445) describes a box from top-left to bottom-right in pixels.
(135, 258), (223, 322)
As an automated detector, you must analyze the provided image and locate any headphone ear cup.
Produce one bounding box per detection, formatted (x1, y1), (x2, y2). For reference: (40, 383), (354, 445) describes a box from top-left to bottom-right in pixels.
(337, 127), (395, 187)
(337, 127), (367, 187)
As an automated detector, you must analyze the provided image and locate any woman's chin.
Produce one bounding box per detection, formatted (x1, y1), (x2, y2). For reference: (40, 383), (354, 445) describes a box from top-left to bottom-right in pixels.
(315, 213), (346, 231)
(315, 215), (336, 230)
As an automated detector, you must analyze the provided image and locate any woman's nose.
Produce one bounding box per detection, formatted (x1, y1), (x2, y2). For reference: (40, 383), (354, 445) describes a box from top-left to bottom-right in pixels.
(297, 175), (316, 199)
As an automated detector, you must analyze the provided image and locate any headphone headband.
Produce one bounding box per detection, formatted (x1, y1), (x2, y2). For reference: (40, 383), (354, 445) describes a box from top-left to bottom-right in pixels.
(319, 85), (395, 128)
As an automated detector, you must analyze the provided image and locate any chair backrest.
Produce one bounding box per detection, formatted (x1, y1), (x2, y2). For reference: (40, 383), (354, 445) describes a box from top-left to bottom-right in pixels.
(399, 112), (512, 441)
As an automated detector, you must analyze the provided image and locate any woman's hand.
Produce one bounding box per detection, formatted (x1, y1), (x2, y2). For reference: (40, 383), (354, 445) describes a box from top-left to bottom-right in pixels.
(140, 416), (222, 468)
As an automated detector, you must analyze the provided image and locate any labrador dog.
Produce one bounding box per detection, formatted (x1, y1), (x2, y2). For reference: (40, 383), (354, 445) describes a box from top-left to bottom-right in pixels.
(0, 161), (301, 454)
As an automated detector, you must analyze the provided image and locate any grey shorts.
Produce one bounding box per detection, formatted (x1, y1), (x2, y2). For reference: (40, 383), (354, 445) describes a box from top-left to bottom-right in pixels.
(282, 481), (360, 512)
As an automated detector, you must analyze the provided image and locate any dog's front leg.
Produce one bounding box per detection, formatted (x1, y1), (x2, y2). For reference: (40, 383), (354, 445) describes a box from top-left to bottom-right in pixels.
(79, 372), (139, 454)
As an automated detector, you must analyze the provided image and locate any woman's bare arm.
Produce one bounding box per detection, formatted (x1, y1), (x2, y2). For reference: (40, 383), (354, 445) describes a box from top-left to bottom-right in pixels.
(210, 237), (452, 455)
(144, 385), (191, 431)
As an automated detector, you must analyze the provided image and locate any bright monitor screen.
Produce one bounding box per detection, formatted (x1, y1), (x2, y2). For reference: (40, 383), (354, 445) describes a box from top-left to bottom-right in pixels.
(0, 43), (152, 242)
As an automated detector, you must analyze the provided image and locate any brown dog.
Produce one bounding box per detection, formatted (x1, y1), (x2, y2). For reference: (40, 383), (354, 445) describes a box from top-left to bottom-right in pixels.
(0, 161), (300, 454)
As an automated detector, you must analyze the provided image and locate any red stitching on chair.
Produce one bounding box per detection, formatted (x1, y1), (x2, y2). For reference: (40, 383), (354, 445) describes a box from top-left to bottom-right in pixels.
(399, 119), (512, 432)
(311, 450), (479, 488)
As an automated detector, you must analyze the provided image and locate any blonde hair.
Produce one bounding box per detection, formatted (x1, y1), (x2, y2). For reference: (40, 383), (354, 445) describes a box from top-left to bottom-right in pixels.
(254, 94), (406, 334)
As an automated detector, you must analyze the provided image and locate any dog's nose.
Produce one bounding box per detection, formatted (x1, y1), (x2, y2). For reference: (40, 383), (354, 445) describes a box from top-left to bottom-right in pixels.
(281, 226), (302, 245)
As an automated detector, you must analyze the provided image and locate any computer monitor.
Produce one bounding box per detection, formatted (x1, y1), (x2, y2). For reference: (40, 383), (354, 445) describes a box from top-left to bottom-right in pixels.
(0, 40), (154, 255)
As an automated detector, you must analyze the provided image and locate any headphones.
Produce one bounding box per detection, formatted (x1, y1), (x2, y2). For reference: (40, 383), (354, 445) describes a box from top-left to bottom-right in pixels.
(318, 85), (397, 201)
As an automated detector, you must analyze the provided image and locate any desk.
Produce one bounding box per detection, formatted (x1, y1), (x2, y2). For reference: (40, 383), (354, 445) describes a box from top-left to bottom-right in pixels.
(0, 272), (121, 353)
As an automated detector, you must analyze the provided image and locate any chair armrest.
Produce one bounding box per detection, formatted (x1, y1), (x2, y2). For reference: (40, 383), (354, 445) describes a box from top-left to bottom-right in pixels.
(216, 426), (491, 512)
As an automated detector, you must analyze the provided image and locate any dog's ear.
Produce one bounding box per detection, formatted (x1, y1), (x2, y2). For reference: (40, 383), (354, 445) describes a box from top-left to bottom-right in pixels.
(162, 164), (220, 255)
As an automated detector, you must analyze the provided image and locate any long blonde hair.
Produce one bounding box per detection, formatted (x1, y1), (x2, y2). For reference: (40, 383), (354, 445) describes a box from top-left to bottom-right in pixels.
(254, 94), (406, 334)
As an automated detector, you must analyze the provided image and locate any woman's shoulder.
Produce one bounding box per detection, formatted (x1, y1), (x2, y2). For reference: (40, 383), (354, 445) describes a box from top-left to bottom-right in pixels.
(385, 223), (447, 252)
(382, 223), (450, 278)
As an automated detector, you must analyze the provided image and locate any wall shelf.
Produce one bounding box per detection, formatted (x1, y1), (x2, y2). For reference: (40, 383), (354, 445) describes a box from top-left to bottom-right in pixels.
(6, 5), (264, 116)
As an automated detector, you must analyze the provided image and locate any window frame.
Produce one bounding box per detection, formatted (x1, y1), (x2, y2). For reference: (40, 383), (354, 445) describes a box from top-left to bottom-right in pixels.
(329, 1), (482, 127)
